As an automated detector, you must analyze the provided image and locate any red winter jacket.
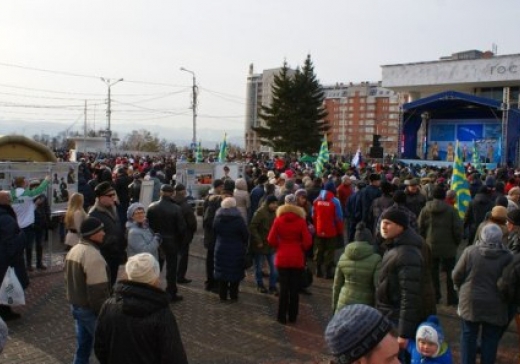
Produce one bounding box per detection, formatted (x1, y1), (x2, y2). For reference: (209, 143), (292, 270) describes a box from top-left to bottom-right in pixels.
(312, 190), (344, 238)
(268, 205), (312, 269)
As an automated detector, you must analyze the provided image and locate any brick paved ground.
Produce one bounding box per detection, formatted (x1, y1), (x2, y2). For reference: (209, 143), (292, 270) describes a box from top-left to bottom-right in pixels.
(0, 221), (519, 363)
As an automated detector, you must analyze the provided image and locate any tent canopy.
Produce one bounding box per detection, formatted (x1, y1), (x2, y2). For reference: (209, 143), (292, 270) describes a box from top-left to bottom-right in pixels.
(400, 90), (520, 165)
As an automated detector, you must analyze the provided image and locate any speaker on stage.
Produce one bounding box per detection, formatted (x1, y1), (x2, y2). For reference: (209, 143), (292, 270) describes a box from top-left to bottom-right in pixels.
(370, 146), (384, 158)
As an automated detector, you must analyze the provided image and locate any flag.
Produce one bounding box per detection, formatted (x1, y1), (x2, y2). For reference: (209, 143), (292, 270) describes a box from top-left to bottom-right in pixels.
(196, 141), (203, 163)
(472, 140), (482, 173)
(315, 135), (329, 176)
(452, 140), (472, 219)
(218, 133), (227, 163)
(351, 147), (362, 168)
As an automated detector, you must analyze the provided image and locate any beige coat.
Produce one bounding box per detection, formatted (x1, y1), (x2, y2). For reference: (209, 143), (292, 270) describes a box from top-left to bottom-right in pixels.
(65, 210), (87, 247)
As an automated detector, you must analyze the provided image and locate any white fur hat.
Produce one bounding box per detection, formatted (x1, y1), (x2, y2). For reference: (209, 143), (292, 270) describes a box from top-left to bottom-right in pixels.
(221, 197), (237, 209)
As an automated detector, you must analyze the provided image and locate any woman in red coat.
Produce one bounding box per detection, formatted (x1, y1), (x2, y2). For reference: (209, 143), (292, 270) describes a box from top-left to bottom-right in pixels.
(268, 197), (312, 324)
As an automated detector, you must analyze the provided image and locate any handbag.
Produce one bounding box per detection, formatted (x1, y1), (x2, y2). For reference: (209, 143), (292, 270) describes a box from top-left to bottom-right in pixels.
(0, 267), (25, 306)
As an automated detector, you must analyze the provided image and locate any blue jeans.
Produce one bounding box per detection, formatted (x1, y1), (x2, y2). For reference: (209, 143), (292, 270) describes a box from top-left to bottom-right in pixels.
(71, 305), (97, 364)
(254, 253), (277, 289)
(460, 319), (503, 364)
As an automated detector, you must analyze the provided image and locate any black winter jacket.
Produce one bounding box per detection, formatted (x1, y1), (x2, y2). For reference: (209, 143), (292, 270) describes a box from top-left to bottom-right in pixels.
(94, 280), (188, 364)
(0, 205), (29, 289)
(147, 197), (186, 244)
(376, 228), (423, 338)
(89, 203), (126, 262)
(172, 195), (197, 245)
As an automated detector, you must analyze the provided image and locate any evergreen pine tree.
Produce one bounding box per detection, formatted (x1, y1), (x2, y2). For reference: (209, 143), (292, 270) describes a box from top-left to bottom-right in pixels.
(253, 55), (329, 154)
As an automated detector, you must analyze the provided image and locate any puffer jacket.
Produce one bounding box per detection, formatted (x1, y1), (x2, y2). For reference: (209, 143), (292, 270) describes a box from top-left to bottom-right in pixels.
(376, 228), (424, 338)
(213, 207), (249, 282)
(453, 238), (513, 326)
(249, 202), (276, 255)
(268, 205), (312, 269)
(332, 241), (381, 313)
(418, 199), (463, 258)
(94, 280), (188, 364)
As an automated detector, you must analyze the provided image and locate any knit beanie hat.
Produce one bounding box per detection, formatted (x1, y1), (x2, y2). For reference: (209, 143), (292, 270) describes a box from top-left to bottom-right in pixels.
(80, 217), (104, 238)
(508, 209), (520, 226)
(295, 189), (307, 198)
(223, 180), (235, 195)
(95, 181), (115, 197)
(265, 195), (279, 205)
(381, 209), (409, 228)
(325, 304), (393, 363)
(416, 315), (444, 357)
(324, 181), (336, 194)
(0, 316), (7, 354)
(221, 197), (237, 209)
(125, 253), (160, 285)
(284, 194), (296, 205)
(479, 223), (503, 247)
(127, 202), (146, 220)
(354, 222), (373, 243)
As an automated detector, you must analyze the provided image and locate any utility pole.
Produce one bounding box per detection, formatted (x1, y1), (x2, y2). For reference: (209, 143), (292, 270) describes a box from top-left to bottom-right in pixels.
(100, 77), (123, 152)
(180, 67), (197, 148)
(83, 100), (87, 153)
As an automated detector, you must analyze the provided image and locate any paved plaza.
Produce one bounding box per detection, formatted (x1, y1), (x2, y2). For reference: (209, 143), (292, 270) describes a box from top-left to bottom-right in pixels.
(0, 222), (518, 363)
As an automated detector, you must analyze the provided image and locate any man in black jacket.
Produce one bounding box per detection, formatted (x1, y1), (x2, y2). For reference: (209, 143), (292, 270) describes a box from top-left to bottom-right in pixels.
(376, 209), (423, 355)
(89, 182), (126, 287)
(147, 185), (186, 302)
(172, 184), (197, 284)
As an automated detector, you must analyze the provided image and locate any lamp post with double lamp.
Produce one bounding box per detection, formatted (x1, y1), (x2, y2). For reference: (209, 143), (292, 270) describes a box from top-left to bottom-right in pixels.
(180, 67), (198, 149)
(100, 77), (124, 152)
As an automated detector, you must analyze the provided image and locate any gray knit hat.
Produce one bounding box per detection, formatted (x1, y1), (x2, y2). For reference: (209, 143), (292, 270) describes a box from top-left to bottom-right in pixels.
(127, 202), (146, 220)
(325, 304), (392, 364)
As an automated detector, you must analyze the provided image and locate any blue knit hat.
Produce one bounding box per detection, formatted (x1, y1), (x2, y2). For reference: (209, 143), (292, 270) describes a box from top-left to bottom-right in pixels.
(127, 202), (146, 220)
(416, 315), (444, 357)
(325, 304), (392, 363)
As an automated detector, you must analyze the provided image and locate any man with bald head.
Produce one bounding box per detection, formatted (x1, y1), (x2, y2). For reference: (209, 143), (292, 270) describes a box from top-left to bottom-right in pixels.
(0, 191), (29, 321)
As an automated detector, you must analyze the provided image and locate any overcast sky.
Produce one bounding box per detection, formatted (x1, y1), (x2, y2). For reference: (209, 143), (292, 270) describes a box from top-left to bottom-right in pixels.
(1, 0), (519, 143)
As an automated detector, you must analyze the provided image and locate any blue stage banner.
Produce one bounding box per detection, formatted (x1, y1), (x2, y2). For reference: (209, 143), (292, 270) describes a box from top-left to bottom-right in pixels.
(457, 124), (483, 141)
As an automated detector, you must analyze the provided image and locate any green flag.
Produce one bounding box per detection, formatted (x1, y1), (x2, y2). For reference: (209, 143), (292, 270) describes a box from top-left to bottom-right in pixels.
(315, 135), (329, 176)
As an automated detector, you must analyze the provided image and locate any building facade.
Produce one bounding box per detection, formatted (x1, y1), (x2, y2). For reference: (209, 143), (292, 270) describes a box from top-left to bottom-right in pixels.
(244, 64), (296, 152)
(323, 82), (401, 157)
(382, 50), (520, 161)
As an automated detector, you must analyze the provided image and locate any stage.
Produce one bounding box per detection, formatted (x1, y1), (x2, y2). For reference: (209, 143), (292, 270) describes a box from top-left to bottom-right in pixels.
(397, 158), (497, 170)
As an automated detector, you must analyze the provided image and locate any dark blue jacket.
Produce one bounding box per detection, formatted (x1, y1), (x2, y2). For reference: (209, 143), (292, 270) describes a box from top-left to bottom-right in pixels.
(250, 185), (265, 216)
(213, 207), (249, 282)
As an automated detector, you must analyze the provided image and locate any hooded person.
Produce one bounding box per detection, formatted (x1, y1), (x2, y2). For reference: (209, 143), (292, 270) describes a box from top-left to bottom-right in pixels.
(332, 222), (382, 313)
(405, 315), (453, 363)
(453, 223), (513, 364)
(94, 253), (188, 364)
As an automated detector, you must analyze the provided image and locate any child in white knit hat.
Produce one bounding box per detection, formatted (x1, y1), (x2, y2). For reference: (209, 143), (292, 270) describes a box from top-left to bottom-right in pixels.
(406, 315), (452, 363)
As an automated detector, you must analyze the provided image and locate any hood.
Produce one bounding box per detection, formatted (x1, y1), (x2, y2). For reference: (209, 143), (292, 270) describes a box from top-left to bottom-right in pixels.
(276, 204), (306, 219)
(114, 280), (169, 317)
(475, 239), (509, 258)
(344, 241), (376, 261)
(390, 227), (423, 250)
(426, 199), (450, 214)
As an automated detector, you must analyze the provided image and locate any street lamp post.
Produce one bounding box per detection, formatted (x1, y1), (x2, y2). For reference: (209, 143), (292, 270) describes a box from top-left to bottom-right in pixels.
(180, 67), (198, 148)
(100, 77), (123, 152)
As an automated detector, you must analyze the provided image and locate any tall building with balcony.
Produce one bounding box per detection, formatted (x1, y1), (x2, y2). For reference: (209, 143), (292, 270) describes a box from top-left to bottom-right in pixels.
(244, 64), (295, 152)
(323, 82), (401, 157)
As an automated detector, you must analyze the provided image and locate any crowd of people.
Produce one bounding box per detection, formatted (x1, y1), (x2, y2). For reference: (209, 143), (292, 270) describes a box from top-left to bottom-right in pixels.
(1, 152), (520, 363)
